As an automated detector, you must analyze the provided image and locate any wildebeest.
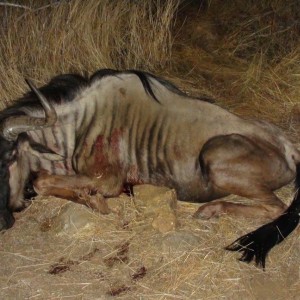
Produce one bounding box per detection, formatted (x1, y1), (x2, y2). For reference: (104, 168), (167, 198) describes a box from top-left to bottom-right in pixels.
(0, 69), (299, 268)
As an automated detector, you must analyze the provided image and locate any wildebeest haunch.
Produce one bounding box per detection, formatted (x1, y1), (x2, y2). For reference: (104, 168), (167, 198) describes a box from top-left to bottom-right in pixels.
(0, 69), (299, 268)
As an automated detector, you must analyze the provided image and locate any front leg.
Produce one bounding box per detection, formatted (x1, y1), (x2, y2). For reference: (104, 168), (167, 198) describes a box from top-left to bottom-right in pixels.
(33, 172), (124, 214)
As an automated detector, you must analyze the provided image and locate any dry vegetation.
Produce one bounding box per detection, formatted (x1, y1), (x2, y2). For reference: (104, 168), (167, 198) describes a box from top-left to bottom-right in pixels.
(0, 0), (179, 106)
(1, 0), (300, 299)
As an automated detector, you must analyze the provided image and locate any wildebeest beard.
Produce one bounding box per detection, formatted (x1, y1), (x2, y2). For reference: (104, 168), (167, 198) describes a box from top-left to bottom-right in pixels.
(0, 136), (16, 230)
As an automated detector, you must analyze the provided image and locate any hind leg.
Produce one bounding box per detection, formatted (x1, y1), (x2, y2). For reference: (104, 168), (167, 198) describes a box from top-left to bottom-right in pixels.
(195, 134), (294, 219)
(194, 192), (286, 219)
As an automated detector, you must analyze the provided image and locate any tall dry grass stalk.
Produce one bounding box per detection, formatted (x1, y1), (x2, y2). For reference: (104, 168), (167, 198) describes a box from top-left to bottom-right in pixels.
(0, 0), (299, 129)
(172, 0), (300, 131)
(0, 0), (180, 107)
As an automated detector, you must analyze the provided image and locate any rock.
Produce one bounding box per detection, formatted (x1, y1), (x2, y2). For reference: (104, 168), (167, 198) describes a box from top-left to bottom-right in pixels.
(151, 209), (177, 233)
(44, 185), (178, 235)
(50, 202), (99, 235)
(133, 185), (178, 233)
(162, 231), (200, 252)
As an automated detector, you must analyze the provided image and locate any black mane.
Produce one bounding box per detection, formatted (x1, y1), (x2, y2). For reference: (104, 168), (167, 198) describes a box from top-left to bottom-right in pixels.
(0, 69), (214, 120)
(0, 73), (89, 122)
(23, 73), (89, 105)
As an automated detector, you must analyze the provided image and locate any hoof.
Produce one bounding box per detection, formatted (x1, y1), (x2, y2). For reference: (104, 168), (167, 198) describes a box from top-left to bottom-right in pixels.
(0, 209), (15, 231)
(193, 202), (224, 219)
(88, 196), (111, 214)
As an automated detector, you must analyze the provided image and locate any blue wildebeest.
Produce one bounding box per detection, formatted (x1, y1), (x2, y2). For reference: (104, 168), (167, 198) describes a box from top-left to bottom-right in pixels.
(0, 69), (299, 268)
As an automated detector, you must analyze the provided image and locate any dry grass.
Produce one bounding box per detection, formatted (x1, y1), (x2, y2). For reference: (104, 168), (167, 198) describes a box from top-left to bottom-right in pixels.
(1, 0), (300, 299)
(1, 188), (300, 299)
(0, 0), (180, 107)
(173, 0), (300, 131)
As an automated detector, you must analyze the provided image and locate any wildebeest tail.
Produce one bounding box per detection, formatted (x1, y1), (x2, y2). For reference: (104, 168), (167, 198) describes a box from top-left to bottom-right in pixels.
(225, 163), (300, 269)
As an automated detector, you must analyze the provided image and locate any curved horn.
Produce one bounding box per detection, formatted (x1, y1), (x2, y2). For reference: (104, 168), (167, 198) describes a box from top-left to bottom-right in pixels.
(0, 79), (57, 141)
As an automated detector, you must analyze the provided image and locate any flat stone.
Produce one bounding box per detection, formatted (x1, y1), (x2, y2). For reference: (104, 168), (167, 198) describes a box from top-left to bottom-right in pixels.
(162, 231), (200, 254)
(50, 203), (99, 235)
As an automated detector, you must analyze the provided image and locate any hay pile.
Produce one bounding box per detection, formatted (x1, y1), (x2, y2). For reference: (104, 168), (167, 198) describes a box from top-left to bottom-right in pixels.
(0, 0), (300, 298)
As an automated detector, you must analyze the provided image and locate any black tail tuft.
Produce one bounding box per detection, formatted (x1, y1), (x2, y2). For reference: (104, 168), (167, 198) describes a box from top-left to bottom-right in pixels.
(226, 163), (300, 269)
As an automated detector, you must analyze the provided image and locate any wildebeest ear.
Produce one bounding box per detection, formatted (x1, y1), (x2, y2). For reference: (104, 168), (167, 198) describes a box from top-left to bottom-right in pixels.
(28, 141), (64, 161)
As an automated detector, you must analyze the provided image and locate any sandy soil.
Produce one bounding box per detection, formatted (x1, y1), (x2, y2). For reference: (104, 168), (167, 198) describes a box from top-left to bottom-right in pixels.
(1, 184), (300, 299)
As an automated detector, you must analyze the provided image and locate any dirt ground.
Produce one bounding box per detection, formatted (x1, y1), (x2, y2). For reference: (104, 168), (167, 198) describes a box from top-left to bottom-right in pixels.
(1, 0), (300, 299)
(1, 184), (300, 299)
